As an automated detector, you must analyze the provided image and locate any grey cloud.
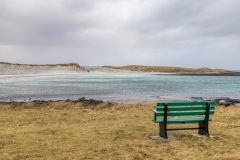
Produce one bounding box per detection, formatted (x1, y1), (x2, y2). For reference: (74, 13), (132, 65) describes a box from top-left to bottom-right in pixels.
(0, 0), (239, 69)
(130, 0), (240, 39)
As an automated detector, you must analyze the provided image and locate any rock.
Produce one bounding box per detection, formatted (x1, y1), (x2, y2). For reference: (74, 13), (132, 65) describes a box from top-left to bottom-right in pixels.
(227, 99), (240, 103)
(76, 97), (106, 106)
(191, 97), (240, 106)
(215, 98), (240, 106)
(1, 97), (113, 108)
(218, 100), (226, 104)
(191, 97), (203, 101)
(220, 102), (233, 107)
(79, 97), (87, 101)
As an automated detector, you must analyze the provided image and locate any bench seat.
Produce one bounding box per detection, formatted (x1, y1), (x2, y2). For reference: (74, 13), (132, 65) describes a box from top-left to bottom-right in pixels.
(152, 117), (212, 123)
(152, 101), (216, 139)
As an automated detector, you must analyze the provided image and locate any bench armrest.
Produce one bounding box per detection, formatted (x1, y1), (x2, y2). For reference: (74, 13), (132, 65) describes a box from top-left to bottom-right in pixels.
(153, 110), (158, 113)
(153, 110), (158, 121)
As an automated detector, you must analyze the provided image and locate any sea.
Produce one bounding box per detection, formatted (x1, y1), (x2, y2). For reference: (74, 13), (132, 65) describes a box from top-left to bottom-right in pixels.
(0, 73), (240, 102)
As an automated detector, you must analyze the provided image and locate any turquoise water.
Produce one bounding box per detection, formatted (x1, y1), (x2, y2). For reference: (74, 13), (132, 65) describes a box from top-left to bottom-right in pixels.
(0, 74), (240, 102)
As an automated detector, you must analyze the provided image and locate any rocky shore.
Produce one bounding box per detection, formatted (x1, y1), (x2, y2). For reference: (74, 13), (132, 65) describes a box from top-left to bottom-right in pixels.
(191, 97), (240, 106)
(0, 97), (114, 108)
(1, 97), (239, 108)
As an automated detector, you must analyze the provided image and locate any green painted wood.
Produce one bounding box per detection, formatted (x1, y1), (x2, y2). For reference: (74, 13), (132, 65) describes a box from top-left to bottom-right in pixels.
(153, 101), (215, 125)
(153, 110), (214, 116)
(156, 106), (215, 111)
(157, 101), (215, 106)
(152, 117), (213, 123)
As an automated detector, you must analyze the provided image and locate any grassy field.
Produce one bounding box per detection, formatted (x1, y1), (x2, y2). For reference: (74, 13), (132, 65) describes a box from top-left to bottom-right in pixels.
(0, 102), (239, 160)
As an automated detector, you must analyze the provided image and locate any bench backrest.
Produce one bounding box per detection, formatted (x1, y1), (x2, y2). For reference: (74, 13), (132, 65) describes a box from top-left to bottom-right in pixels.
(155, 101), (215, 117)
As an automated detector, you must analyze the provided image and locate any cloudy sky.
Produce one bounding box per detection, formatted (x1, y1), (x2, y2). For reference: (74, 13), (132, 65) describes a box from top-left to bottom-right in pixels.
(0, 0), (239, 69)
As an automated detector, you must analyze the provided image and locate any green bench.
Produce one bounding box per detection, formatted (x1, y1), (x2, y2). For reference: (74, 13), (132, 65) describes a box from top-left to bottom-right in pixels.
(152, 101), (215, 139)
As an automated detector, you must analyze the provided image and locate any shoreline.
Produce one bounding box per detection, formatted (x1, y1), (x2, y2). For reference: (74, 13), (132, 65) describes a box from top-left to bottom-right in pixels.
(1, 69), (240, 77)
(154, 72), (240, 76)
(1, 97), (240, 107)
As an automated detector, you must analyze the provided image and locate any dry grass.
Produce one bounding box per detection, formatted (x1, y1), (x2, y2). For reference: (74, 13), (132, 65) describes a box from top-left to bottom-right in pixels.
(0, 102), (239, 160)
(111, 65), (231, 73)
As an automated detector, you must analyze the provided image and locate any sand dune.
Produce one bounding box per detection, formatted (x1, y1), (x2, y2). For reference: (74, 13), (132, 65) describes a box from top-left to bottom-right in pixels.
(0, 62), (87, 75)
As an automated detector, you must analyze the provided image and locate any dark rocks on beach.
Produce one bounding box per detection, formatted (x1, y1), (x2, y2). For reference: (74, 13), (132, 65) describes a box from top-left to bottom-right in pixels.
(62, 97), (112, 106)
(0, 97), (114, 108)
(191, 97), (240, 106)
(32, 100), (45, 104)
(218, 101), (232, 107)
(30, 100), (50, 107)
(191, 97), (203, 101)
(76, 97), (105, 106)
(215, 97), (240, 106)
(68, 97), (113, 107)
(30, 97), (108, 106)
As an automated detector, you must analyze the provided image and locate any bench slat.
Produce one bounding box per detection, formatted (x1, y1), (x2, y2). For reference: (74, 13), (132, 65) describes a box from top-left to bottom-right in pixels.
(153, 110), (214, 116)
(152, 117), (212, 123)
(157, 101), (215, 106)
(156, 106), (215, 111)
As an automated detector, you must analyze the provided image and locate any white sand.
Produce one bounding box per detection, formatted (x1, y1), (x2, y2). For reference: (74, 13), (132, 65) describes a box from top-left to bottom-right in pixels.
(92, 67), (175, 75)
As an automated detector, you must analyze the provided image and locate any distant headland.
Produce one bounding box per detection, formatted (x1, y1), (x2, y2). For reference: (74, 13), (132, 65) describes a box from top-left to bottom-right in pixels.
(107, 65), (231, 74)
(1, 62), (239, 76)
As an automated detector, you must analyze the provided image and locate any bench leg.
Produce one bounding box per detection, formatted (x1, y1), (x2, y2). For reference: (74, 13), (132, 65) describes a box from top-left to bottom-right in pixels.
(159, 123), (168, 139)
(198, 122), (209, 136)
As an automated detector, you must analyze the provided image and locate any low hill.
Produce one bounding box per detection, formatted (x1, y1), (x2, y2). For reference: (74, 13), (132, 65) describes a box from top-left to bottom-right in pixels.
(0, 62), (232, 75)
(0, 62), (87, 75)
(109, 65), (231, 74)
